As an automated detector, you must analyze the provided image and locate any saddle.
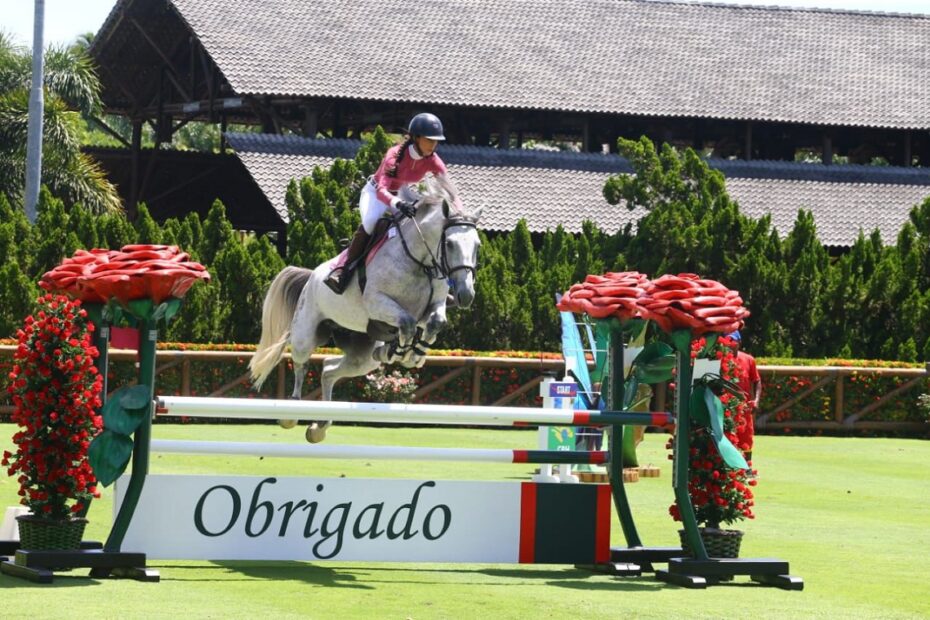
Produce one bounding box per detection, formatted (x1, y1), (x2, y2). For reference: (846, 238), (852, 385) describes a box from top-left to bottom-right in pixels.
(328, 217), (395, 294)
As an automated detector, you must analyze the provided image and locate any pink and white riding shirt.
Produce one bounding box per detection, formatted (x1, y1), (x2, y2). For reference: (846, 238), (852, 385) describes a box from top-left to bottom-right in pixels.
(373, 144), (448, 207)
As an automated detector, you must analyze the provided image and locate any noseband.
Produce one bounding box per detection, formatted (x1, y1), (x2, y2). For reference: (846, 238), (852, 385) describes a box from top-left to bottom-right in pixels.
(440, 220), (479, 281)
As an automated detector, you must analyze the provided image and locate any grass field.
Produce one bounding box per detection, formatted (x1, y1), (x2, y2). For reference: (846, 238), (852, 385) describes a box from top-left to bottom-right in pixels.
(1, 423), (928, 619)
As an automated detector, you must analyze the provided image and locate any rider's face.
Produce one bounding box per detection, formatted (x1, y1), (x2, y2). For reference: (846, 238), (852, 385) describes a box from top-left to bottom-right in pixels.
(414, 136), (438, 157)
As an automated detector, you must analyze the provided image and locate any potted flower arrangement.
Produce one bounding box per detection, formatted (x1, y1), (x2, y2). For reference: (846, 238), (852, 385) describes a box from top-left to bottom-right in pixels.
(361, 368), (419, 404)
(666, 334), (756, 557)
(2, 294), (103, 549)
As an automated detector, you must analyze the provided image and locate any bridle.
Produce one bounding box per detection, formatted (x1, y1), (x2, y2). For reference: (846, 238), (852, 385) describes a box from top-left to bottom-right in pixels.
(396, 211), (478, 284)
(376, 203), (478, 359)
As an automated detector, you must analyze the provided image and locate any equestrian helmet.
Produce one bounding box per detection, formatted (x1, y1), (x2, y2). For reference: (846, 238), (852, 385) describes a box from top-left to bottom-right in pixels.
(408, 113), (446, 141)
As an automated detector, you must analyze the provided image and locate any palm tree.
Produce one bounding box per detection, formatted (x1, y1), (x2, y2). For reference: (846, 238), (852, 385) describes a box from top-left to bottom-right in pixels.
(0, 32), (121, 214)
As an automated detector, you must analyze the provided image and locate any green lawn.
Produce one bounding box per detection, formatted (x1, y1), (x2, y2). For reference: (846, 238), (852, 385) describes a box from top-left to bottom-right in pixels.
(1, 423), (928, 619)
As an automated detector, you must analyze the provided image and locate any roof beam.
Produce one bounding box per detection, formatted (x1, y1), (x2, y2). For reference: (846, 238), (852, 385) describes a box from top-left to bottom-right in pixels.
(129, 16), (192, 101)
(88, 116), (132, 148)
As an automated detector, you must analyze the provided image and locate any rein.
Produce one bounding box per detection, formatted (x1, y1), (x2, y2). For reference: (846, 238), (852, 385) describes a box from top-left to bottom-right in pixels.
(393, 207), (478, 323)
(395, 212), (478, 283)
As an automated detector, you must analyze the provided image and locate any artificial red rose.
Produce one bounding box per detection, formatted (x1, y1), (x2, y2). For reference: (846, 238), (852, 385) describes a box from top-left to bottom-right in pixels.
(639, 273), (750, 335)
(557, 271), (649, 320)
(39, 245), (210, 305)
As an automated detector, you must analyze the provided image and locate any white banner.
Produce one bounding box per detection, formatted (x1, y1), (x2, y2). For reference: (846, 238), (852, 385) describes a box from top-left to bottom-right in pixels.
(115, 475), (522, 562)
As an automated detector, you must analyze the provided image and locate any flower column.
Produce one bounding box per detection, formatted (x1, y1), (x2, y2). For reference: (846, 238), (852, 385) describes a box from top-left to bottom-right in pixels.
(18, 244), (209, 583)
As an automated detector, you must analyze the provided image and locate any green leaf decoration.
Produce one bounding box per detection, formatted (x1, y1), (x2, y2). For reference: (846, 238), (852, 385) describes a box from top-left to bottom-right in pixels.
(621, 318), (647, 344)
(690, 384), (711, 427)
(632, 342), (676, 384)
(126, 298), (155, 320)
(88, 430), (134, 487)
(699, 333), (719, 357)
(101, 299), (124, 325)
(627, 383), (653, 412)
(153, 298), (183, 324)
(102, 385), (151, 435)
(118, 384), (152, 411)
(633, 341), (673, 364)
(669, 328), (692, 355)
(592, 319), (615, 385)
(702, 388), (750, 470)
(623, 375), (640, 410)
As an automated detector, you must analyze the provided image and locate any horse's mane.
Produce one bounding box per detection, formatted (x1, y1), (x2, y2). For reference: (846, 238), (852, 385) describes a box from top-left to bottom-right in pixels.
(403, 175), (479, 221)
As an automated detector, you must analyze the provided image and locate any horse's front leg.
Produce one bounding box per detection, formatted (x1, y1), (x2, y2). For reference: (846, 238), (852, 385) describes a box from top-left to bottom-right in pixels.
(420, 300), (448, 346)
(366, 293), (417, 364)
(398, 300), (448, 368)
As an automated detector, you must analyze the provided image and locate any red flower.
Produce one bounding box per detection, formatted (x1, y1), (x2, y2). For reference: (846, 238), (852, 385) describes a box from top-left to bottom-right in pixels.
(639, 273), (750, 335)
(5, 295), (102, 521)
(39, 245), (210, 304)
(669, 335), (755, 528)
(556, 271), (649, 320)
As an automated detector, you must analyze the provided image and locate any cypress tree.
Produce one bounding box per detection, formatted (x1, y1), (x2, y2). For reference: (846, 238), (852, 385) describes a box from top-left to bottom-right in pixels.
(200, 199), (233, 265)
(133, 203), (162, 244)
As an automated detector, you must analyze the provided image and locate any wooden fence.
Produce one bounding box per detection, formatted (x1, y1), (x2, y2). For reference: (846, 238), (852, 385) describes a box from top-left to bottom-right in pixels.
(1, 346), (927, 434)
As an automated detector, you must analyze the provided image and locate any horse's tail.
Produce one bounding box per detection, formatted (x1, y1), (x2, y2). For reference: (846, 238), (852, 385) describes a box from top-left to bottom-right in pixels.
(249, 266), (313, 390)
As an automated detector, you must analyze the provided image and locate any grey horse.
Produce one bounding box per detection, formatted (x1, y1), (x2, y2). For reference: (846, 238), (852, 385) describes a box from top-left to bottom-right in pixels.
(249, 177), (481, 442)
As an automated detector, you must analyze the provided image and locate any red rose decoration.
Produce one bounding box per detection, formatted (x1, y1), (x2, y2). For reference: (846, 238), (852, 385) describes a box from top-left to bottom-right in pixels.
(40, 245), (210, 305)
(557, 271), (649, 320)
(639, 273), (749, 335)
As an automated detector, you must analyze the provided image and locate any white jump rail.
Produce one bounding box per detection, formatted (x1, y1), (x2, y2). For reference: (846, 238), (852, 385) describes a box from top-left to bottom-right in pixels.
(149, 440), (609, 464)
(155, 396), (674, 427)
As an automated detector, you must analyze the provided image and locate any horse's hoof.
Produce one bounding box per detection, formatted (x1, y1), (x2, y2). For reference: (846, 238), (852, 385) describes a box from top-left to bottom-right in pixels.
(278, 419), (298, 430)
(306, 420), (332, 443)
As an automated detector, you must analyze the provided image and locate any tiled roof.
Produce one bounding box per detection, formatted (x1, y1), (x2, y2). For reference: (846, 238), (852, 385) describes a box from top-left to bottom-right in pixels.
(226, 133), (930, 247)
(156, 0), (930, 129)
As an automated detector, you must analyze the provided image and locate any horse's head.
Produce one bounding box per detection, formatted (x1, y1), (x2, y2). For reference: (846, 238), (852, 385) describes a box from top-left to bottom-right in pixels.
(413, 177), (482, 309)
(441, 202), (482, 308)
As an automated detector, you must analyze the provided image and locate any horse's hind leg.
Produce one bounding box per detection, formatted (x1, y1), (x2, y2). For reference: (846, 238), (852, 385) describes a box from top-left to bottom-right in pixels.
(281, 299), (321, 430)
(276, 358), (307, 430)
(306, 331), (380, 443)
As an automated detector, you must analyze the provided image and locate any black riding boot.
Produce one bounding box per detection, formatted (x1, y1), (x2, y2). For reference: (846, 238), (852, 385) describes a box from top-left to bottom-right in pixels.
(324, 226), (371, 294)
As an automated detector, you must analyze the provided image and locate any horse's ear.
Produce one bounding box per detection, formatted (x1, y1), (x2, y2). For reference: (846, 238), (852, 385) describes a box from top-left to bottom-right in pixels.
(442, 200), (450, 218)
(471, 206), (483, 223)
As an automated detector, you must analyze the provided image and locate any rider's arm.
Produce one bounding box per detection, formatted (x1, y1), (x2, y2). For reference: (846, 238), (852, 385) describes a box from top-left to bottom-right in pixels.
(373, 146), (404, 207)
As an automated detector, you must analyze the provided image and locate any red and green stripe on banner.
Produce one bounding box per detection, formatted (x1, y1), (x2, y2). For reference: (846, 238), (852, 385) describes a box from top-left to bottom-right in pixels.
(518, 482), (611, 564)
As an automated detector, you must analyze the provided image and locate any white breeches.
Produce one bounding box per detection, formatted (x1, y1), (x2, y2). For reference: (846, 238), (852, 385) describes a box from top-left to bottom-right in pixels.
(359, 182), (391, 234)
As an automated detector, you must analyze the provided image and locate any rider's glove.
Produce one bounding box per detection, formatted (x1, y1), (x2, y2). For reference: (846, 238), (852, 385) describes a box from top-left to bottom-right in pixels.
(395, 200), (417, 218)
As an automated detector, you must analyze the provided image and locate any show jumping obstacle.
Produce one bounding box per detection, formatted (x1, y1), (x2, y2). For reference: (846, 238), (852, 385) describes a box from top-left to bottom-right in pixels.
(124, 390), (664, 566)
(3, 312), (801, 588)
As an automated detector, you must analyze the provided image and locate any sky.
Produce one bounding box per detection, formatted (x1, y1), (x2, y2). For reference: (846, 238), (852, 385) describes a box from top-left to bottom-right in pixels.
(1, 0), (929, 48)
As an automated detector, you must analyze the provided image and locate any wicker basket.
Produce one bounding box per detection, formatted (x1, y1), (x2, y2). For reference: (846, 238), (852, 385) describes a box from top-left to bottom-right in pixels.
(678, 527), (743, 558)
(16, 515), (88, 550)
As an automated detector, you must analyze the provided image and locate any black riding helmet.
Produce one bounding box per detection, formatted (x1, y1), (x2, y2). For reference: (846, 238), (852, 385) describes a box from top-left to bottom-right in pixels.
(407, 113), (446, 141)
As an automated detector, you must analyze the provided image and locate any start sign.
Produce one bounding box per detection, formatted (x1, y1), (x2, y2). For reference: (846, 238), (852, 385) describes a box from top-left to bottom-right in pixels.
(547, 382), (577, 398)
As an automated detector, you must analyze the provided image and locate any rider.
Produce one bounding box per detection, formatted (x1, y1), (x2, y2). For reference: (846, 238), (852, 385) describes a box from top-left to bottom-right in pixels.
(324, 112), (455, 294)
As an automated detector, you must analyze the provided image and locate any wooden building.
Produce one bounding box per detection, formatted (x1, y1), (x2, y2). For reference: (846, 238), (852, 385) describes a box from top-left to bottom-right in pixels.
(88, 0), (930, 245)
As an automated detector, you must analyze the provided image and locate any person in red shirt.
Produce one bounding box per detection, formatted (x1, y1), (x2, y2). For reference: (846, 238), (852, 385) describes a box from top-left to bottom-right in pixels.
(729, 330), (761, 458)
(324, 112), (458, 294)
